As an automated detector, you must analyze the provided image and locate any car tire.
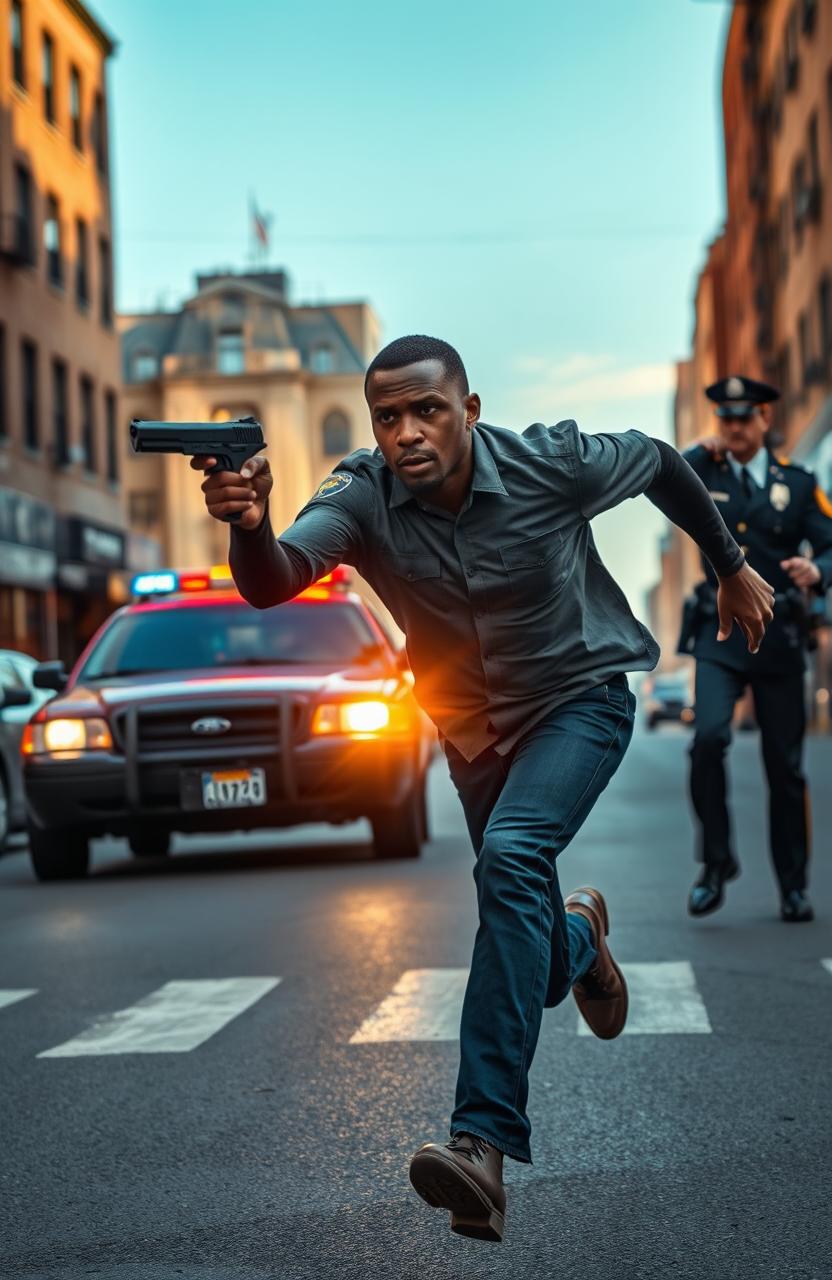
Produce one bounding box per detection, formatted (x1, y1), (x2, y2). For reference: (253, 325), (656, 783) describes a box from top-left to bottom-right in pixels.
(128, 830), (171, 858)
(0, 770), (9, 853)
(371, 776), (425, 860)
(28, 827), (90, 881)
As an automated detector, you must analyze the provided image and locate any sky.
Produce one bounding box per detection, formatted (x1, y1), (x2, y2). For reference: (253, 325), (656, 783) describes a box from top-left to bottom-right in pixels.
(95, 0), (731, 615)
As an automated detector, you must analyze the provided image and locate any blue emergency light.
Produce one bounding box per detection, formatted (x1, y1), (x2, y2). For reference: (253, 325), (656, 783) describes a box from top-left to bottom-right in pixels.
(131, 571), (178, 596)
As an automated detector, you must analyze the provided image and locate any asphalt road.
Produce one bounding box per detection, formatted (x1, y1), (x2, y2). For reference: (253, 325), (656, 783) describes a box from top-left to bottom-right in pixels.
(1, 722), (831, 1280)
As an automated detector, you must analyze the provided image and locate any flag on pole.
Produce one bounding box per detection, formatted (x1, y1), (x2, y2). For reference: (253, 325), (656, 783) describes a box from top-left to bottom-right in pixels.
(250, 198), (270, 251)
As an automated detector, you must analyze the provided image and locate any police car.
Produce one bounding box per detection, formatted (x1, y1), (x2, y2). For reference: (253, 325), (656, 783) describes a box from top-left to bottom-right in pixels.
(22, 566), (433, 880)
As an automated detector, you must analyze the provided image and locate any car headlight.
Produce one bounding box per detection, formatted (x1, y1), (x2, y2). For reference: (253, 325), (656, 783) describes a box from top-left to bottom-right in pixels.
(23, 718), (113, 756)
(311, 699), (411, 737)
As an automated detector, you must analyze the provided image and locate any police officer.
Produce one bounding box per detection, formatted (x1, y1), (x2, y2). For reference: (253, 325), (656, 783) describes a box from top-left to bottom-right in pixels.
(194, 336), (773, 1241)
(681, 374), (832, 923)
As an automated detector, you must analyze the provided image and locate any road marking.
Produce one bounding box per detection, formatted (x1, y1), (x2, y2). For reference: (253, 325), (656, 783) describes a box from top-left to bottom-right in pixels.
(37, 978), (280, 1057)
(822, 959), (832, 979)
(578, 961), (711, 1036)
(0, 989), (37, 1011)
(350, 968), (468, 1043)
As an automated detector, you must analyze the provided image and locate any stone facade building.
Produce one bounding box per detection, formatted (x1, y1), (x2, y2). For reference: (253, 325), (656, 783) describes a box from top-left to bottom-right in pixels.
(119, 268), (381, 571)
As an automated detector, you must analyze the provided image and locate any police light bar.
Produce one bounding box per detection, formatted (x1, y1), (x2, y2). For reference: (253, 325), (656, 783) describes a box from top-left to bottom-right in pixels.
(316, 565), (351, 587)
(131, 571), (177, 596)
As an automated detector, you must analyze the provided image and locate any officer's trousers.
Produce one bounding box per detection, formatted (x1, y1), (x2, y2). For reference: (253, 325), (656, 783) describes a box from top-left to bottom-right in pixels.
(689, 659), (809, 893)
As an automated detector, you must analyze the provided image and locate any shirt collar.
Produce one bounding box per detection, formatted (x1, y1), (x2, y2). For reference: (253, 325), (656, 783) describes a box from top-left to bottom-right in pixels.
(387, 426), (509, 508)
(727, 446), (769, 490)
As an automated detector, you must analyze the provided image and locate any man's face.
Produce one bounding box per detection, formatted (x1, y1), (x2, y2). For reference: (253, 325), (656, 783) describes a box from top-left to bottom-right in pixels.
(366, 359), (480, 495)
(716, 404), (770, 461)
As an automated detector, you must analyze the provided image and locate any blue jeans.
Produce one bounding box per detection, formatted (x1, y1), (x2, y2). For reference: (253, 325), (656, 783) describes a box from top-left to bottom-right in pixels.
(444, 677), (636, 1163)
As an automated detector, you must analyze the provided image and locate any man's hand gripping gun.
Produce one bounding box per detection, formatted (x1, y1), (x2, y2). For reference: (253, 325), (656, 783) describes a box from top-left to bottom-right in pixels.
(129, 417), (266, 523)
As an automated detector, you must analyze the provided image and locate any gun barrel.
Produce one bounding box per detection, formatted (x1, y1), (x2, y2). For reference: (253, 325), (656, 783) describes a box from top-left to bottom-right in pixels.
(129, 419), (264, 454)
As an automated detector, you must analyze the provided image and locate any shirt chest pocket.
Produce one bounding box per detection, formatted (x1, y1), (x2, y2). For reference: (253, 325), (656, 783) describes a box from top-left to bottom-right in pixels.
(499, 527), (568, 595)
(388, 552), (442, 583)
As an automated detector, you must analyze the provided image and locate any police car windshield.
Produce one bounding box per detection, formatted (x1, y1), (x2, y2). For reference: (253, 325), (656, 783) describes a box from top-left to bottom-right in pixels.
(79, 601), (383, 679)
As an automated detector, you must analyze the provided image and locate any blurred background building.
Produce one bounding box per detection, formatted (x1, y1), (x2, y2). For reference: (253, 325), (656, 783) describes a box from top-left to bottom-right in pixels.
(0, 0), (124, 665)
(648, 0), (832, 724)
(119, 268), (379, 569)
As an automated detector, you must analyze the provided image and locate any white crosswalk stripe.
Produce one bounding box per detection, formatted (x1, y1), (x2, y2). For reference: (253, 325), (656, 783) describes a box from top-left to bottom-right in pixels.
(0, 989), (38, 1011)
(350, 962), (715, 1043)
(350, 968), (468, 1043)
(37, 978), (281, 1058)
(577, 960), (712, 1036)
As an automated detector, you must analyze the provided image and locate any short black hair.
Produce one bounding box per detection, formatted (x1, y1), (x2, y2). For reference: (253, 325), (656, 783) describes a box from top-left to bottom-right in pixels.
(364, 335), (469, 395)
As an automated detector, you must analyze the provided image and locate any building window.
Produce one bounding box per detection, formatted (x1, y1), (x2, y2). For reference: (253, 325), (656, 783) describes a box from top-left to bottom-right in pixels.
(311, 344), (334, 374)
(129, 490), (160, 528)
(80, 374), (96, 472)
(819, 277), (832, 369)
(322, 410), (351, 457)
(131, 350), (158, 381)
(105, 390), (118, 483)
(0, 324), (7, 441)
(98, 235), (112, 326)
(801, 0), (817, 37)
(11, 0), (24, 88)
(14, 163), (34, 265)
(92, 91), (106, 174)
(784, 4), (799, 91)
(70, 65), (82, 150)
(21, 339), (38, 449)
(798, 310), (812, 387)
(44, 194), (62, 287)
(52, 357), (69, 467)
(807, 113), (822, 218)
(41, 31), (54, 123)
(75, 218), (89, 308)
(217, 330), (244, 374)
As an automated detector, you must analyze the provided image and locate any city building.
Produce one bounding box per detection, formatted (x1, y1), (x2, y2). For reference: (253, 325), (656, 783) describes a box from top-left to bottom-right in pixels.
(649, 0), (832, 717)
(119, 268), (381, 571)
(0, 0), (125, 665)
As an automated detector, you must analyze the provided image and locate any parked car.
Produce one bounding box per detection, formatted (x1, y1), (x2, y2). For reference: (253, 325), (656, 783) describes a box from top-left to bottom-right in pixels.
(22, 567), (435, 880)
(0, 650), (53, 850)
(642, 671), (695, 730)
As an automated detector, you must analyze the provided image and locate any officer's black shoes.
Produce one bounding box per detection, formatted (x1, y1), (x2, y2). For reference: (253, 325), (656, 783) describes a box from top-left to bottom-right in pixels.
(687, 857), (740, 917)
(780, 890), (814, 923)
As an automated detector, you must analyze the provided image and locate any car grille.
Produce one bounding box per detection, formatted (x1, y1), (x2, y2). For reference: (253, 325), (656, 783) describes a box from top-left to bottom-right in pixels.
(111, 697), (304, 757)
(137, 704), (280, 752)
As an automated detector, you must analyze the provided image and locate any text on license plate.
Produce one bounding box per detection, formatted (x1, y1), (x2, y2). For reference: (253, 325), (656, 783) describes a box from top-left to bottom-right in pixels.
(201, 768), (267, 809)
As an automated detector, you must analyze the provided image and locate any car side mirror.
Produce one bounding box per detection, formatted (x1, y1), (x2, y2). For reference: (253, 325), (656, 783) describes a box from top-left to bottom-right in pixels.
(32, 661), (68, 692)
(0, 684), (32, 709)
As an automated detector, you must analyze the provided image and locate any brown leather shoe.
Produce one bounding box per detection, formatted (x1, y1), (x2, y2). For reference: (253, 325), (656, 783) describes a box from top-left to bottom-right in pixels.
(565, 886), (628, 1039)
(409, 1133), (506, 1242)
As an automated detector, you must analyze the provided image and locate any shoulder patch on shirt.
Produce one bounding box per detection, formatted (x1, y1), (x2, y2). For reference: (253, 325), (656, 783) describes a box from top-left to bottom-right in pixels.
(315, 473), (353, 499)
(815, 485), (832, 518)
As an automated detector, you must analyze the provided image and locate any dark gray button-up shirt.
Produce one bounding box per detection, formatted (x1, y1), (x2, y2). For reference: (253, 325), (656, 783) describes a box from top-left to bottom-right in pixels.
(236, 420), (663, 761)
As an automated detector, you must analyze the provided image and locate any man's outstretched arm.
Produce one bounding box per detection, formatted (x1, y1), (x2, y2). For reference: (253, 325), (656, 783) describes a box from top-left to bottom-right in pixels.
(643, 438), (774, 653)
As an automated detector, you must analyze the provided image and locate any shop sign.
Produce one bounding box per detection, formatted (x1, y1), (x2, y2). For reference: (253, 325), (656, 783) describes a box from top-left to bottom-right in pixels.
(60, 517), (126, 569)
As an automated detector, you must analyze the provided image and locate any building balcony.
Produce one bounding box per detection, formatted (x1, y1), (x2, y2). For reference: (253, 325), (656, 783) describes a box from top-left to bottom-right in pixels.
(160, 347), (302, 378)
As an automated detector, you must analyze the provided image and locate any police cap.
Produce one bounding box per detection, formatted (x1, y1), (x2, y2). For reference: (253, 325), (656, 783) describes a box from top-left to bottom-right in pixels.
(705, 374), (781, 419)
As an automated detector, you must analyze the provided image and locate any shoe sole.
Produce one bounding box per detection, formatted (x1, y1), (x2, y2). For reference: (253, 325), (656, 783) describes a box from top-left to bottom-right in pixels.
(409, 1149), (505, 1242)
(569, 886), (628, 1040)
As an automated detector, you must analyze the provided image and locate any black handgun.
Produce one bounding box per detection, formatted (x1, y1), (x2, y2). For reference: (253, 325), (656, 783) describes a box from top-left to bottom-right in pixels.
(129, 417), (266, 523)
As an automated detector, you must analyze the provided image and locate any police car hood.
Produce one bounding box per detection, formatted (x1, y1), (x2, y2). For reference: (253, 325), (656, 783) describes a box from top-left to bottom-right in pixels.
(54, 664), (398, 715)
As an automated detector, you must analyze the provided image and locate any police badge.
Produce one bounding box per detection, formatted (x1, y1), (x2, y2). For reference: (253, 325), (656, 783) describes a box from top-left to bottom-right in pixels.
(769, 481), (790, 512)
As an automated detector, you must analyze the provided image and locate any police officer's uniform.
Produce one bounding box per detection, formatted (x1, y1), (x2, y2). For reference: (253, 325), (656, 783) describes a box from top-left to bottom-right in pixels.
(679, 375), (832, 921)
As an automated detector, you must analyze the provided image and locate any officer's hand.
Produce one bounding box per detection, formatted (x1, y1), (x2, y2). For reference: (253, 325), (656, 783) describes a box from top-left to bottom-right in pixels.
(697, 435), (725, 459)
(780, 556), (821, 590)
(190, 454), (272, 530)
(716, 562), (775, 654)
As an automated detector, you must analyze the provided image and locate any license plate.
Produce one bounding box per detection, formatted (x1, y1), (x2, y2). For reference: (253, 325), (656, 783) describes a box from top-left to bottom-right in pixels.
(201, 767), (267, 809)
